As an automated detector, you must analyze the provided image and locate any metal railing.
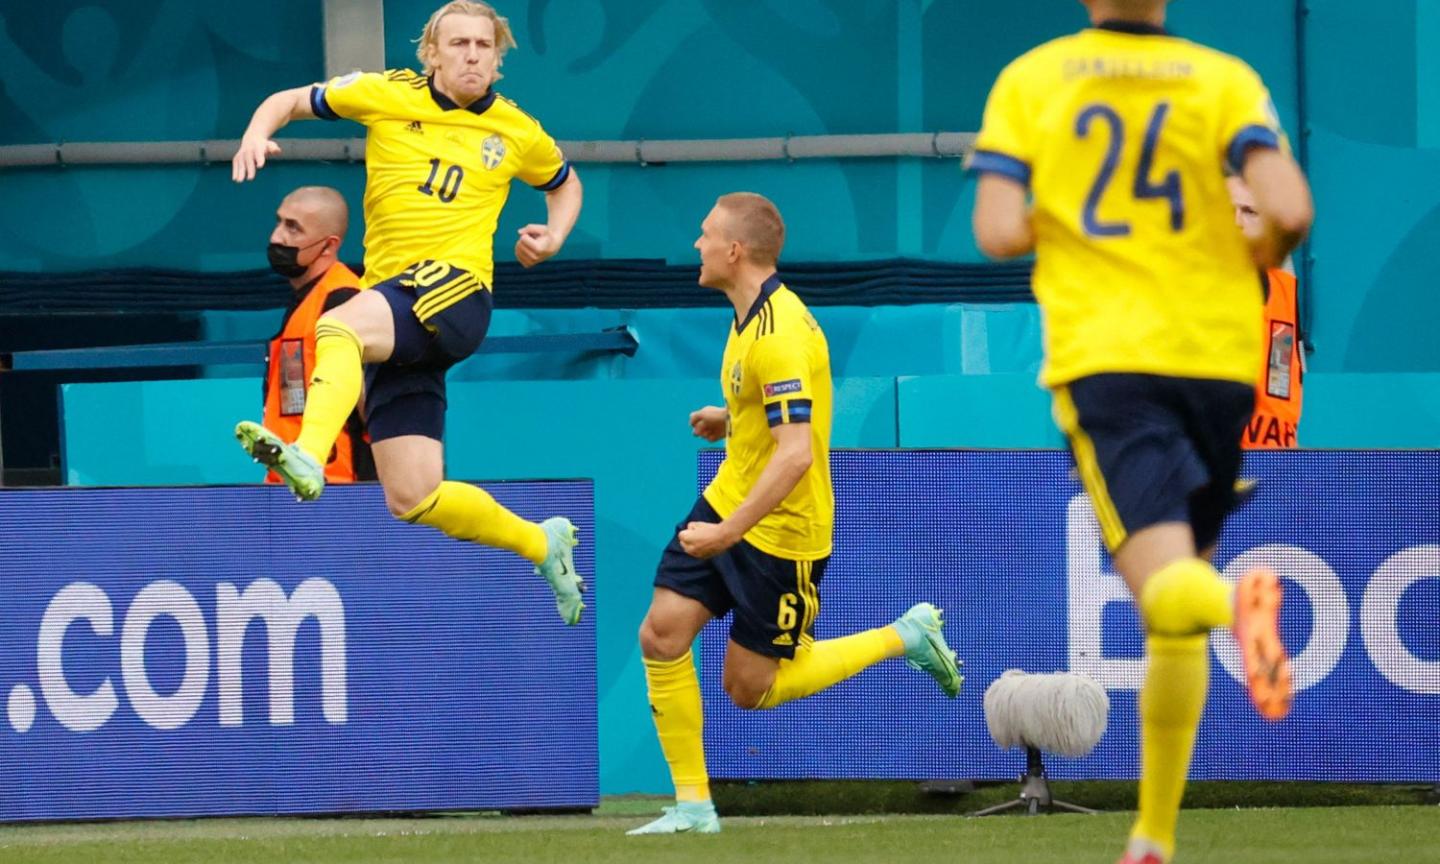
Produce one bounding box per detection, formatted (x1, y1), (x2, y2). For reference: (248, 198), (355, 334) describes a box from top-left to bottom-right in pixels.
(0, 132), (976, 168)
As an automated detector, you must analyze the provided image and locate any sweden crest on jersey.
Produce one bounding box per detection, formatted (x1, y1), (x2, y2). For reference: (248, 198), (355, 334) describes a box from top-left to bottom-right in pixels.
(481, 134), (507, 169)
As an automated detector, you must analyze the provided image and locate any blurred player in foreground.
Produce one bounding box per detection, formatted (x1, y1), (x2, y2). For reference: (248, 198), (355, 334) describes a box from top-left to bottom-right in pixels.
(968, 1), (1313, 861)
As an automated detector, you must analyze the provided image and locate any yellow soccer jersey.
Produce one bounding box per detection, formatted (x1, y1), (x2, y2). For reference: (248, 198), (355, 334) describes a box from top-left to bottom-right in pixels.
(312, 69), (570, 288)
(970, 22), (1285, 387)
(704, 277), (834, 560)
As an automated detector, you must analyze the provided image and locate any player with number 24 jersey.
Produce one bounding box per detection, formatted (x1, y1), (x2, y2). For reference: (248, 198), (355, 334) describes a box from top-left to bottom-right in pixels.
(971, 25), (1285, 388)
(968, 10), (1313, 864)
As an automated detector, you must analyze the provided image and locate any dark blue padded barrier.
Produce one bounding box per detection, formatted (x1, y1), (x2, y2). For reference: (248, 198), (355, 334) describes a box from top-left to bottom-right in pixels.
(3, 327), (638, 372)
(0, 259), (1034, 313)
(697, 449), (1440, 782)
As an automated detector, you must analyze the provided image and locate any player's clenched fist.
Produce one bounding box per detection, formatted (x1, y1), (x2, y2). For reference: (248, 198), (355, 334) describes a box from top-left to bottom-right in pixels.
(514, 224), (561, 267)
(689, 406), (727, 442)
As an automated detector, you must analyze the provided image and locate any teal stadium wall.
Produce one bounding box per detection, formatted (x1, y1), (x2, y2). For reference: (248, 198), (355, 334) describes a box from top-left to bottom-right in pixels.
(7, 1), (1440, 794)
(4, 1), (1435, 372)
(0, 1), (1296, 270)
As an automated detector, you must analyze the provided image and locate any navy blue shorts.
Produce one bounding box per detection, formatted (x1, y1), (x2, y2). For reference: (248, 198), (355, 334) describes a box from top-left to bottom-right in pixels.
(1053, 373), (1254, 554)
(654, 497), (827, 660)
(362, 261), (493, 443)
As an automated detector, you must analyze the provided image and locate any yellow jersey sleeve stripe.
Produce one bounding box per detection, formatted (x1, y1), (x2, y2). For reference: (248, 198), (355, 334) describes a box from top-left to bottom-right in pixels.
(1052, 387), (1128, 551)
(383, 69), (427, 88)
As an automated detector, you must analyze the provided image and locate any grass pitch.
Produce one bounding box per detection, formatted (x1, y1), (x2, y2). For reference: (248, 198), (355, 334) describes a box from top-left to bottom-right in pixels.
(0, 799), (1435, 864)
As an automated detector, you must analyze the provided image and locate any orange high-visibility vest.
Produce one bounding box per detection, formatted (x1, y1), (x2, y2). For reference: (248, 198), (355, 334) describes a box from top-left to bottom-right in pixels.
(1242, 268), (1303, 449)
(263, 262), (368, 482)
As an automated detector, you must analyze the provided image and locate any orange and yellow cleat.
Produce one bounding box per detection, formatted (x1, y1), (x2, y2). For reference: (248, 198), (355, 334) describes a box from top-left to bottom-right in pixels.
(1234, 567), (1293, 721)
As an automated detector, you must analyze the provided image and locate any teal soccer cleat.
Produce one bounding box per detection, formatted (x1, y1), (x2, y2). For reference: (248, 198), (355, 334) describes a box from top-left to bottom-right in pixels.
(536, 516), (585, 625)
(235, 421), (325, 502)
(892, 602), (964, 698)
(626, 800), (721, 835)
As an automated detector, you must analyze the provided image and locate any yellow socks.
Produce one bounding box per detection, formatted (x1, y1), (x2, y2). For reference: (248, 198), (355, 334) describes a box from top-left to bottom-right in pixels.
(644, 630), (905, 800)
(644, 651), (710, 802)
(296, 318), (364, 463)
(401, 481), (548, 564)
(755, 627), (903, 709)
(1139, 557), (1234, 636)
(1131, 633), (1210, 861)
(1129, 558), (1233, 858)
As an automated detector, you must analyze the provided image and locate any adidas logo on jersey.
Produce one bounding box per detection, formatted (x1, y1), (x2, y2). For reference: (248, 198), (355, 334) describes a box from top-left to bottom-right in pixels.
(772, 632), (794, 647)
(405, 121), (423, 134)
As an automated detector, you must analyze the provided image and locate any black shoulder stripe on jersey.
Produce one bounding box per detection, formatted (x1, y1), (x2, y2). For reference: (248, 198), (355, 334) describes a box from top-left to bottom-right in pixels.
(497, 92), (545, 128)
(384, 69), (429, 89)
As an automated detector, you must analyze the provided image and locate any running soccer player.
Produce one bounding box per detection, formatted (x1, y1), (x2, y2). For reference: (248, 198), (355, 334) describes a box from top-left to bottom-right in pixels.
(968, 2), (1313, 861)
(627, 193), (964, 836)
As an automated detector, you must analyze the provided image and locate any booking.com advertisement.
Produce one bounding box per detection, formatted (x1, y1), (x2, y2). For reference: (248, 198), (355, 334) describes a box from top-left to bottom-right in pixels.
(0, 483), (597, 821)
(700, 451), (1439, 782)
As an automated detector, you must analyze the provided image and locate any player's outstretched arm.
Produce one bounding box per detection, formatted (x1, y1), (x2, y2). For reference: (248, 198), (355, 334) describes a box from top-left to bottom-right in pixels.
(972, 174), (1035, 259)
(515, 169), (584, 267)
(232, 86), (317, 183)
(1241, 148), (1313, 268)
(679, 422), (811, 558)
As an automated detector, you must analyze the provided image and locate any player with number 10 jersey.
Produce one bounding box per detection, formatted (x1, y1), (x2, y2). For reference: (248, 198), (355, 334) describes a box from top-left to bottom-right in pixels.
(229, 2), (587, 628)
(313, 66), (571, 290)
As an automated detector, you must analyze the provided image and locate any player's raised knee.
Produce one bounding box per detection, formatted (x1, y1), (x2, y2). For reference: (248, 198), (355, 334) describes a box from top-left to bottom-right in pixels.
(722, 669), (772, 711)
(384, 480), (439, 520)
(638, 613), (692, 662)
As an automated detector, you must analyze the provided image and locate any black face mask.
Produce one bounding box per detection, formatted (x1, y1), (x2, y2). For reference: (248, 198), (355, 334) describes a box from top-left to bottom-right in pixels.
(267, 237), (328, 279)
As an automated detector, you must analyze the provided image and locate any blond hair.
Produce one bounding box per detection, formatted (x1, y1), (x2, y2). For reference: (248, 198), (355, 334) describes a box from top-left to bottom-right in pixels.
(715, 192), (786, 265)
(415, 1), (518, 76)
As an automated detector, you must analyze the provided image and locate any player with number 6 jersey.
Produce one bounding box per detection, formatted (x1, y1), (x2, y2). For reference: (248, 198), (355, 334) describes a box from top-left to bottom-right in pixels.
(228, 1), (587, 626)
(626, 194), (965, 837)
(968, 3), (1314, 863)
